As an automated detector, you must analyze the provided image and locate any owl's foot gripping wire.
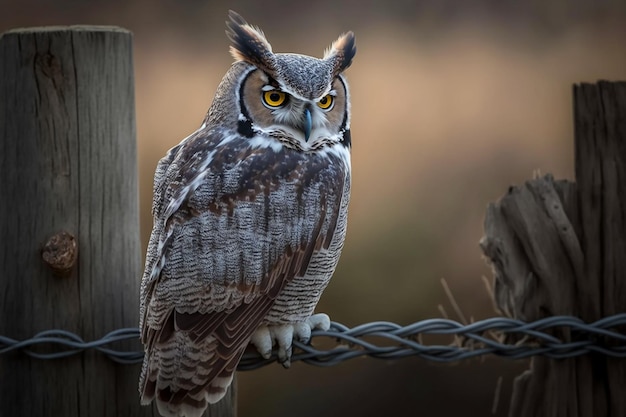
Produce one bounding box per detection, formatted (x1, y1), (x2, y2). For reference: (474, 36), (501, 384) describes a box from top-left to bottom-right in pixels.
(250, 313), (331, 368)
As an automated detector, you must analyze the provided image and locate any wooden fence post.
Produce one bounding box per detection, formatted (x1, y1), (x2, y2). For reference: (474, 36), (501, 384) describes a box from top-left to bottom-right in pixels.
(481, 80), (626, 417)
(0, 26), (154, 417)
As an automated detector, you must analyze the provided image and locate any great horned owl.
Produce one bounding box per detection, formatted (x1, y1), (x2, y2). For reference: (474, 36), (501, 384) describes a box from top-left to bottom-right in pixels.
(139, 11), (356, 417)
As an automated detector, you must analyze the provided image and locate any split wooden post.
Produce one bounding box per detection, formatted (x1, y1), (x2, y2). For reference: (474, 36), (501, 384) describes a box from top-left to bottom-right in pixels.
(481, 80), (626, 417)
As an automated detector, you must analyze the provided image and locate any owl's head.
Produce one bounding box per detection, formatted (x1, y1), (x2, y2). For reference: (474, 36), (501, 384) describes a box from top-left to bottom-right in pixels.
(207, 11), (356, 151)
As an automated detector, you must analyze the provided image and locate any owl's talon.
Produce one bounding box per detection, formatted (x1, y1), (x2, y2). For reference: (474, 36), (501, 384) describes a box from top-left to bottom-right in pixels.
(277, 345), (292, 368)
(250, 314), (331, 367)
(292, 322), (312, 344)
(250, 325), (272, 359)
(308, 313), (331, 331)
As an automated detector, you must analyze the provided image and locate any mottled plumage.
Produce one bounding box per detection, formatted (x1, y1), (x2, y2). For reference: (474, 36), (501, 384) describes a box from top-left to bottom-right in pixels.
(139, 11), (355, 417)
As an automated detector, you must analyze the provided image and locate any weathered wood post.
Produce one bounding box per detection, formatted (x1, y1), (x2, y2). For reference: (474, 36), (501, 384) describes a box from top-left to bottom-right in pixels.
(0, 26), (153, 416)
(481, 80), (626, 417)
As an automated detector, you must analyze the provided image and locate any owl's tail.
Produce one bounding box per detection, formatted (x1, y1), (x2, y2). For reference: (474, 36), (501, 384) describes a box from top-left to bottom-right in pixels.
(139, 331), (244, 417)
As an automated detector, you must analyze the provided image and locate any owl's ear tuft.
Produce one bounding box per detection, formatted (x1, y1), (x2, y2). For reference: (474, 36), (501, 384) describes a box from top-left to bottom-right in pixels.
(324, 31), (356, 76)
(226, 11), (275, 74)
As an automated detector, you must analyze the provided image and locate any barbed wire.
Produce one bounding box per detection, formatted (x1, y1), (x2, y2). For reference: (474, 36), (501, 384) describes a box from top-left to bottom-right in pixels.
(1, 314), (625, 368)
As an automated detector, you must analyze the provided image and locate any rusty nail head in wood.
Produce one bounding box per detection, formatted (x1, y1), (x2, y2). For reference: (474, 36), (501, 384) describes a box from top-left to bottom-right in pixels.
(42, 231), (78, 277)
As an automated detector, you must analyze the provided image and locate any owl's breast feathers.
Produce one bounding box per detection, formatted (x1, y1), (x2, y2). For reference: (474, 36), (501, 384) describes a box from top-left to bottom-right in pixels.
(139, 126), (350, 410)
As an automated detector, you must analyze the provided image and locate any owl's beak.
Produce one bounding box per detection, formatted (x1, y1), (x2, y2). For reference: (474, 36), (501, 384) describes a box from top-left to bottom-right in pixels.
(303, 108), (312, 142)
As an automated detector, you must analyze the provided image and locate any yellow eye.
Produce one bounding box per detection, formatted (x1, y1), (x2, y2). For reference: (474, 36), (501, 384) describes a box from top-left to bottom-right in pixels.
(262, 90), (287, 107)
(317, 94), (334, 110)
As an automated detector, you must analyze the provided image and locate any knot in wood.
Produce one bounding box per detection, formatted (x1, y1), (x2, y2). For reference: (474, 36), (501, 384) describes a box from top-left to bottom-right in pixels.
(42, 231), (78, 277)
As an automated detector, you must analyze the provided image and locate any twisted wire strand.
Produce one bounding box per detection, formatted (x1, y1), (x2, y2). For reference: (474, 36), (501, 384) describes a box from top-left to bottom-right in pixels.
(1, 314), (625, 368)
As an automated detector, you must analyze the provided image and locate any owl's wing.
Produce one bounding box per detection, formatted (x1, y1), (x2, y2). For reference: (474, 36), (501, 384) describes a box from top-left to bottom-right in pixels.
(139, 128), (349, 414)
(138, 130), (204, 334)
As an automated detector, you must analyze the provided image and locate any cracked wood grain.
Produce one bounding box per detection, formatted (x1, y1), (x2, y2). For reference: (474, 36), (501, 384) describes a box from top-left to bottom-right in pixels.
(481, 81), (626, 417)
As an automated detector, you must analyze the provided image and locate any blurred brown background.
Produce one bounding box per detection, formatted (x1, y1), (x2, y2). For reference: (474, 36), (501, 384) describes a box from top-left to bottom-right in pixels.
(3, 1), (626, 416)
